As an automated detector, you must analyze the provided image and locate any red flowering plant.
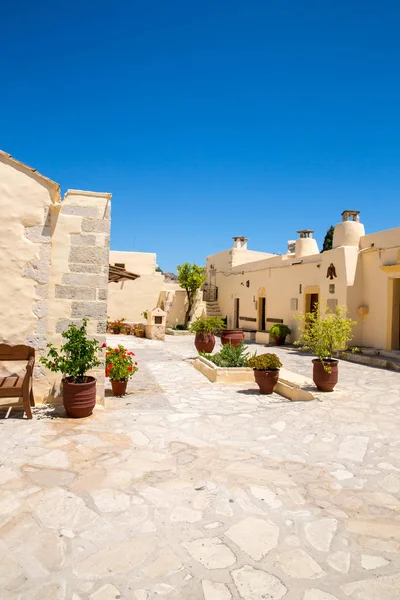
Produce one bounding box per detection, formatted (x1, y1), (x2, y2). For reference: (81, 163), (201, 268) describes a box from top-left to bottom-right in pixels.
(109, 318), (127, 334)
(105, 345), (138, 382)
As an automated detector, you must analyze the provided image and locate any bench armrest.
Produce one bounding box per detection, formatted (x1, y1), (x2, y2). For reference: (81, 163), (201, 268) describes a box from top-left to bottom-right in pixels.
(23, 356), (35, 389)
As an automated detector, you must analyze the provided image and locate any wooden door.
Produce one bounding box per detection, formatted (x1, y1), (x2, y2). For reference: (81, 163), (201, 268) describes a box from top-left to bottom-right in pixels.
(259, 297), (266, 331)
(234, 298), (240, 329)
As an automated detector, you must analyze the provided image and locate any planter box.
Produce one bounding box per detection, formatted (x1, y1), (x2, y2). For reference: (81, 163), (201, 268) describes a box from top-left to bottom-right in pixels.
(255, 331), (270, 344)
(194, 357), (315, 401)
(194, 356), (254, 384)
(166, 328), (193, 336)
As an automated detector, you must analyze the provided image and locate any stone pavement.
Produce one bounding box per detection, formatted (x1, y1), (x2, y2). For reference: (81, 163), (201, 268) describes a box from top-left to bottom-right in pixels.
(0, 334), (400, 600)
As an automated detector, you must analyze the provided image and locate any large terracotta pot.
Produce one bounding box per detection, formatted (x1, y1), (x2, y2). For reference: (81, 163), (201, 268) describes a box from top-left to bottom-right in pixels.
(254, 369), (279, 394)
(111, 380), (128, 396)
(273, 336), (287, 346)
(135, 329), (145, 338)
(221, 329), (244, 347)
(113, 326), (121, 335)
(195, 332), (215, 353)
(63, 377), (96, 418)
(312, 359), (339, 392)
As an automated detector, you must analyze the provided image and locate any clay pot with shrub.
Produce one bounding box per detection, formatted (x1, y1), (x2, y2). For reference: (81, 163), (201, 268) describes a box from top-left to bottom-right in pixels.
(248, 353), (282, 395)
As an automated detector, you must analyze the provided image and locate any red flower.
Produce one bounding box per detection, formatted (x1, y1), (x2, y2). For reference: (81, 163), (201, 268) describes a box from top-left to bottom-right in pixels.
(121, 354), (126, 359)
(108, 364), (113, 369)
(135, 362), (138, 366)
(115, 348), (119, 353)
(105, 373), (109, 377)
(51, 363), (56, 368)
(102, 343), (107, 348)
(128, 366), (132, 372)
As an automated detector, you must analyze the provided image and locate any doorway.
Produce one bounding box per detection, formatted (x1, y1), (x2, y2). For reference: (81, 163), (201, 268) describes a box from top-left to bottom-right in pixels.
(234, 298), (240, 329)
(259, 297), (266, 331)
(390, 279), (400, 350)
(306, 292), (319, 314)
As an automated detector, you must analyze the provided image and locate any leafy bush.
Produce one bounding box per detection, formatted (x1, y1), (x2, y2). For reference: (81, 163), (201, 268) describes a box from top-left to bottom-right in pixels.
(269, 324), (291, 339)
(174, 324), (186, 330)
(295, 302), (356, 369)
(40, 319), (101, 383)
(190, 317), (226, 334)
(248, 353), (282, 371)
(202, 342), (250, 367)
(106, 345), (138, 381)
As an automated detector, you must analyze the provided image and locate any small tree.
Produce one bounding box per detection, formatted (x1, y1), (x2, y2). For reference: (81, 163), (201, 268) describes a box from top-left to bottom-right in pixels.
(177, 263), (206, 327)
(321, 225), (334, 252)
(295, 303), (356, 370)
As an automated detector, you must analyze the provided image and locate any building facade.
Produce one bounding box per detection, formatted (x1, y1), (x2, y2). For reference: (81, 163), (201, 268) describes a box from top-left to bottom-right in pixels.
(0, 151), (111, 403)
(205, 211), (400, 351)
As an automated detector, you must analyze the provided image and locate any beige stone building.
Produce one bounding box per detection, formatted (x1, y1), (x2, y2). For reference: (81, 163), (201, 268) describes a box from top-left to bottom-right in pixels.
(108, 251), (205, 328)
(0, 151), (111, 403)
(205, 211), (400, 351)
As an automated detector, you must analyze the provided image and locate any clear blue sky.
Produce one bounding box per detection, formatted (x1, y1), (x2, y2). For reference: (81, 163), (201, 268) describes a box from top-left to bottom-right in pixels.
(2, 1), (399, 271)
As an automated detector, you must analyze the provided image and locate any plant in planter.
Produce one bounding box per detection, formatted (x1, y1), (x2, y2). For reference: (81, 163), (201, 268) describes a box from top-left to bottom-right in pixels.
(269, 324), (291, 346)
(190, 317), (226, 353)
(132, 323), (145, 338)
(40, 319), (102, 418)
(201, 342), (250, 367)
(295, 303), (356, 392)
(109, 318), (127, 335)
(248, 353), (282, 394)
(221, 328), (245, 347)
(105, 345), (138, 396)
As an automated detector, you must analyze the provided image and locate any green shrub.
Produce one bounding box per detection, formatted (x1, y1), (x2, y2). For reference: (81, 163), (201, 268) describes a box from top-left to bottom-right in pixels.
(248, 353), (282, 371)
(294, 302), (356, 369)
(40, 319), (101, 383)
(269, 324), (291, 339)
(190, 317), (226, 334)
(174, 324), (186, 330)
(202, 342), (250, 367)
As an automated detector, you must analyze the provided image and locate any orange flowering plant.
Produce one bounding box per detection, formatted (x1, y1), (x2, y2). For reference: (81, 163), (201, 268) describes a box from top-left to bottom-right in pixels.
(105, 344), (138, 382)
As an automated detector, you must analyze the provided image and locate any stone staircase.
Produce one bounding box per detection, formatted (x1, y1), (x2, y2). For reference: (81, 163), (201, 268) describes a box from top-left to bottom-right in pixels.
(205, 301), (223, 318)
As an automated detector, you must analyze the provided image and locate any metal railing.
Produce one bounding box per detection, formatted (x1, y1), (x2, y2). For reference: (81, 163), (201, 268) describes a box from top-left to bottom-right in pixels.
(202, 283), (218, 302)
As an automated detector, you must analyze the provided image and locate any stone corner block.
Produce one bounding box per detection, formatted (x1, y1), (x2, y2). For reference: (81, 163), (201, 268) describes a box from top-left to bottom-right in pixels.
(71, 302), (107, 319)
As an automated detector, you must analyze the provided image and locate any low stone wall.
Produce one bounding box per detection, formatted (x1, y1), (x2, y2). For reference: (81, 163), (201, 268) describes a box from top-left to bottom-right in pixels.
(166, 328), (193, 336)
(194, 357), (315, 400)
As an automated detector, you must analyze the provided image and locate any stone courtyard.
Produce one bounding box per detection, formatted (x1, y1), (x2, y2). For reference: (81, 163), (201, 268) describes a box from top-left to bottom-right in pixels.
(1, 335), (400, 600)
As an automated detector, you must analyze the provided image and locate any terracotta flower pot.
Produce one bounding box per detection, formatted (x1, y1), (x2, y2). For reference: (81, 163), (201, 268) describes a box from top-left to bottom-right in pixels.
(221, 329), (244, 347)
(111, 380), (128, 396)
(254, 369), (279, 394)
(312, 359), (338, 392)
(273, 336), (286, 346)
(195, 332), (215, 353)
(113, 326), (121, 335)
(63, 377), (96, 418)
(135, 329), (145, 338)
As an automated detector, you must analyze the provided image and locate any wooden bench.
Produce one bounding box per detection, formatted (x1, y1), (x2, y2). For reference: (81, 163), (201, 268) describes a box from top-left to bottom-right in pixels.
(0, 345), (35, 419)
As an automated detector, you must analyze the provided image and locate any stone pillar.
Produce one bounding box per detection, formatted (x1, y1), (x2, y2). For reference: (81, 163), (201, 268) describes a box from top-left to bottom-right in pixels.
(46, 190), (111, 403)
(145, 307), (167, 340)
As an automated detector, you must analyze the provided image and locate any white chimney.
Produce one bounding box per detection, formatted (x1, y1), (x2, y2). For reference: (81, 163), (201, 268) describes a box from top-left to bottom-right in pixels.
(233, 236), (248, 250)
(295, 230), (319, 258)
(333, 210), (365, 248)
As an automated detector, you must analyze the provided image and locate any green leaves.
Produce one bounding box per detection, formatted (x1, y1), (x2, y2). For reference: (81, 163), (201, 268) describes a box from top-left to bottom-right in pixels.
(295, 302), (356, 366)
(248, 353), (282, 371)
(202, 342), (250, 367)
(106, 345), (138, 382)
(177, 263), (207, 327)
(40, 319), (101, 383)
(190, 317), (226, 334)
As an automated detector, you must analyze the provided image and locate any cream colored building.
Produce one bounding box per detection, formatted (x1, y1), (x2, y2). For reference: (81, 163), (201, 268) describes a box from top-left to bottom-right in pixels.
(205, 211), (400, 351)
(108, 251), (205, 327)
(0, 151), (111, 403)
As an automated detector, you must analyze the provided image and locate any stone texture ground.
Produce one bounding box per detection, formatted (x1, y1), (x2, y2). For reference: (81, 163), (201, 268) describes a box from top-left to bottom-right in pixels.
(1, 334), (400, 600)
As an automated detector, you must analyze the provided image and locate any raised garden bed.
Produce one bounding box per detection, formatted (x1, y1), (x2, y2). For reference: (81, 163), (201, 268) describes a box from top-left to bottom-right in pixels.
(194, 356), (315, 401)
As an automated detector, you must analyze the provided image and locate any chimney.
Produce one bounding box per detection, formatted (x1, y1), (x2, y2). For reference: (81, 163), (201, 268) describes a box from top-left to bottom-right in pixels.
(295, 229), (319, 258)
(333, 210), (365, 248)
(287, 240), (296, 254)
(233, 236), (248, 250)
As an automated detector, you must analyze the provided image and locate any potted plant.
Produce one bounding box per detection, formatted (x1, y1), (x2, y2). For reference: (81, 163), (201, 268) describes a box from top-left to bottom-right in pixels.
(190, 317), (226, 353)
(133, 323), (145, 338)
(106, 344), (138, 396)
(248, 353), (282, 394)
(269, 324), (291, 346)
(221, 328), (245, 347)
(110, 318), (126, 335)
(40, 319), (102, 418)
(295, 303), (356, 392)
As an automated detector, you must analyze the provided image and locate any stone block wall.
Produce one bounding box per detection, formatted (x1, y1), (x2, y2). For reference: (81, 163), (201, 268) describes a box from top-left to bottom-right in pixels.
(45, 190), (111, 403)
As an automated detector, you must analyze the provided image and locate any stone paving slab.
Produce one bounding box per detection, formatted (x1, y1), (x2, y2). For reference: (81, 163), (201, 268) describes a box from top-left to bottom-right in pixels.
(0, 334), (399, 599)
